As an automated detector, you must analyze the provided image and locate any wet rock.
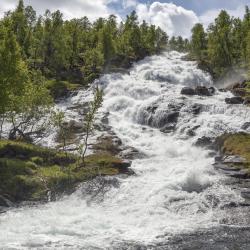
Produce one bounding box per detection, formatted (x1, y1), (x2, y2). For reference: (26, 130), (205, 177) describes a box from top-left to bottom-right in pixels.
(191, 104), (202, 115)
(181, 87), (195, 96)
(195, 136), (212, 147)
(241, 122), (250, 130)
(160, 123), (176, 133)
(223, 155), (246, 164)
(241, 189), (250, 199)
(195, 86), (211, 96)
(225, 97), (244, 104)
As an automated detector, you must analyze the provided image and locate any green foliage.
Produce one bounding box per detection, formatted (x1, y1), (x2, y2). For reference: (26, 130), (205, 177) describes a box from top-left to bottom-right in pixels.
(189, 6), (250, 79)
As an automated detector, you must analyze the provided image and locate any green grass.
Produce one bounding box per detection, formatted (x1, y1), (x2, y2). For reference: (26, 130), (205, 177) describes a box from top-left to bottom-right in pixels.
(0, 140), (124, 203)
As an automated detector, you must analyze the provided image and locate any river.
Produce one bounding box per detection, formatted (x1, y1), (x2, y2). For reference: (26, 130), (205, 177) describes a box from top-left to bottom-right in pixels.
(0, 51), (250, 249)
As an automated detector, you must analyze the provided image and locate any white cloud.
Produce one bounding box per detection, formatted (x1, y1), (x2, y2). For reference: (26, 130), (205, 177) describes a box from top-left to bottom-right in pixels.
(136, 2), (199, 38)
(0, 0), (119, 21)
(199, 5), (246, 28)
(123, 0), (137, 8)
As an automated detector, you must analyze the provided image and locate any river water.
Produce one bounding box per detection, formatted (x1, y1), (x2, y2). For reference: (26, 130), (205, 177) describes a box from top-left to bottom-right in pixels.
(0, 51), (250, 249)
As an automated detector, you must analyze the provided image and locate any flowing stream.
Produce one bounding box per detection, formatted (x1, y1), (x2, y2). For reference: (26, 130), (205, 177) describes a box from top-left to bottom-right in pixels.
(0, 51), (250, 249)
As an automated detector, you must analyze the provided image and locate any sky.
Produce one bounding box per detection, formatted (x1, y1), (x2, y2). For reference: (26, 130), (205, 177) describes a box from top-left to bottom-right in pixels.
(1, 0), (250, 37)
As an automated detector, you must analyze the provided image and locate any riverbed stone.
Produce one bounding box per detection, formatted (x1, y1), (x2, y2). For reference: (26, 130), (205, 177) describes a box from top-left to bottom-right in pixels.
(195, 86), (211, 96)
(225, 97), (244, 104)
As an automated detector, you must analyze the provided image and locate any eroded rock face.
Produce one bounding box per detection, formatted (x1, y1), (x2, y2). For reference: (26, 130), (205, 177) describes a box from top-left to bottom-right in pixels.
(225, 97), (244, 104)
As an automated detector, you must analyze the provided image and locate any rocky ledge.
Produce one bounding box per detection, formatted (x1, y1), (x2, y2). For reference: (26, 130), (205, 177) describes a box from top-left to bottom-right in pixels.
(0, 139), (133, 211)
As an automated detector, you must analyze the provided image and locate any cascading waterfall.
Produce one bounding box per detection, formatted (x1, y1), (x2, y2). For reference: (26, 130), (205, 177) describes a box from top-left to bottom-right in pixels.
(0, 51), (249, 249)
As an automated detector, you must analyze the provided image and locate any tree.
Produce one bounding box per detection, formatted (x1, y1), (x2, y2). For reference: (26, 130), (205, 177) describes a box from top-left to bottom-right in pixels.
(207, 10), (233, 76)
(191, 23), (207, 60)
(79, 88), (103, 166)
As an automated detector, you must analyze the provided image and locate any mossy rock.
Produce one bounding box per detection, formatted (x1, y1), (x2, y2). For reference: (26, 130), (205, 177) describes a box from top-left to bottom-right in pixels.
(215, 133), (250, 173)
(0, 140), (130, 205)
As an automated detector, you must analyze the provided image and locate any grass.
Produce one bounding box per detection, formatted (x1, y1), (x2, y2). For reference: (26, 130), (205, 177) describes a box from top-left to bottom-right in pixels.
(0, 140), (125, 203)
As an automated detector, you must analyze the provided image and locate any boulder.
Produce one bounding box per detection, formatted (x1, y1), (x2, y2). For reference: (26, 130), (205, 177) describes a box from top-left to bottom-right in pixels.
(195, 136), (212, 147)
(225, 97), (244, 104)
(63, 120), (84, 133)
(195, 86), (211, 96)
(181, 87), (195, 96)
(112, 160), (132, 174)
(232, 88), (246, 97)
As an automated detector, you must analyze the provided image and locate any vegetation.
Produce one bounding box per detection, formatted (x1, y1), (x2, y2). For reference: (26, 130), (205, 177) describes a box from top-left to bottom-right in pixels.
(190, 7), (250, 80)
(0, 139), (126, 203)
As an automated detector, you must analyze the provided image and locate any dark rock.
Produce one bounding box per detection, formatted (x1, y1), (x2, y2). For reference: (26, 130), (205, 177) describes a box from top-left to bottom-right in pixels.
(195, 136), (212, 147)
(241, 122), (250, 130)
(225, 97), (244, 104)
(218, 88), (227, 92)
(191, 104), (202, 115)
(195, 86), (211, 96)
(63, 120), (83, 133)
(181, 87), (195, 96)
(241, 190), (250, 199)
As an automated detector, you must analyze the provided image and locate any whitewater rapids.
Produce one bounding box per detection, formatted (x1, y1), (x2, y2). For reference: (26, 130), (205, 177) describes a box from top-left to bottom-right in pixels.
(0, 51), (249, 249)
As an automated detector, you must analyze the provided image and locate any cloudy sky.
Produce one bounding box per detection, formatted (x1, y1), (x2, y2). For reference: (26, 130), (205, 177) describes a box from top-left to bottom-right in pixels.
(1, 0), (250, 37)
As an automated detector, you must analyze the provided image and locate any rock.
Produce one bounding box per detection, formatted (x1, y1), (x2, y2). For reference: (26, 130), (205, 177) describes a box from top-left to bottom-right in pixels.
(241, 122), (250, 130)
(195, 86), (211, 96)
(241, 189), (250, 199)
(195, 136), (212, 147)
(181, 87), (195, 96)
(243, 97), (250, 105)
(187, 125), (200, 137)
(225, 97), (244, 104)
(191, 104), (202, 115)
(222, 155), (246, 164)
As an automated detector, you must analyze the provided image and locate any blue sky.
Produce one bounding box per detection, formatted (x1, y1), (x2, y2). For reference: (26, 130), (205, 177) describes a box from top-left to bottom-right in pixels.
(1, 0), (250, 37)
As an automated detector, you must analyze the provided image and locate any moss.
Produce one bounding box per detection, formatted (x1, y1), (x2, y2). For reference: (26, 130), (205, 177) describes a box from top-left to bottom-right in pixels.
(0, 140), (126, 204)
(217, 133), (250, 173)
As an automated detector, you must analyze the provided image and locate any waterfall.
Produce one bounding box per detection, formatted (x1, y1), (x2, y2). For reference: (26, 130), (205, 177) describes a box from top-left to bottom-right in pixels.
(0, 51), (249, 249)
